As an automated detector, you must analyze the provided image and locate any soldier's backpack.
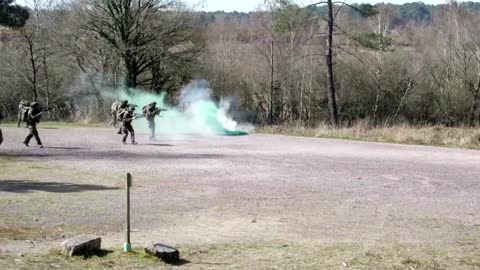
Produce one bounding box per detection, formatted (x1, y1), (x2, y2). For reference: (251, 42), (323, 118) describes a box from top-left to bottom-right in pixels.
(21, 107), (31, 122)
(111, 102), (120, 114)
(117, 109), (127, 122)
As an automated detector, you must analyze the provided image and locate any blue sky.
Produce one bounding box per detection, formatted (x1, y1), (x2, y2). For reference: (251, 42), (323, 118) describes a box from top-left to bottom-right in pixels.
(15, 0), (455, 12)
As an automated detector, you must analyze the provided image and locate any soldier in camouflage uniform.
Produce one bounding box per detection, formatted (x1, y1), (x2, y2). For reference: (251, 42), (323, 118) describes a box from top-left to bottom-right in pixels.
(17, 100), (29, 127)
(143, 102), (159, 140)
(23, 102), (43, 148)
(116, 100), (129, 134)
(109, 101), (120, 127)
(121, 106), (138, 145)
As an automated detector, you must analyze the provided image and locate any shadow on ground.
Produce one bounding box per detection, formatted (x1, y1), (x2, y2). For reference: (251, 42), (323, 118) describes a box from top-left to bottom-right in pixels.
(43, 147), (88, 150)
(0, 180), (119, 193)
(0, 151), (225, 161)
(145, 144), (174, 147)
(168, 258), (190, 266)
(82, 249), (114, 259)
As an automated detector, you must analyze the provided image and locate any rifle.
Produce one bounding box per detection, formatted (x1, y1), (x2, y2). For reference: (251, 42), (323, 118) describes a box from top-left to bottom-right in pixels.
(134, 113), (145, 119)
(31, 107), (53, 119)
(125, 114), (145, 121)
(154, 107), (167, 116)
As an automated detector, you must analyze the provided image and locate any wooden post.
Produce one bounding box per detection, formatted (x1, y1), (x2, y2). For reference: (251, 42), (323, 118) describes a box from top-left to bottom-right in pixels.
(124, 173), (132, 252)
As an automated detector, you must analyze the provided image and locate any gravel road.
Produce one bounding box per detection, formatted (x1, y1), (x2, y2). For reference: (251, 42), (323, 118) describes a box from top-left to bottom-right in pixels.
(0, 126), (479, 254)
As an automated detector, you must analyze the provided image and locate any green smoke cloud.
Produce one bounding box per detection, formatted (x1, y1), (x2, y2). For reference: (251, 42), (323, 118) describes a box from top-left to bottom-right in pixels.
(110, 80), (250, 137)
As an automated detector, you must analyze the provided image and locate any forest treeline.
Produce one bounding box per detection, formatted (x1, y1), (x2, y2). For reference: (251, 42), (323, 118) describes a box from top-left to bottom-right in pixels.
(1, 0), (480, 127)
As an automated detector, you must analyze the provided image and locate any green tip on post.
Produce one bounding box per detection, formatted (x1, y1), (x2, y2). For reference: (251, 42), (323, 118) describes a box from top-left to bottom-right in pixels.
(124, 242), (132, 252)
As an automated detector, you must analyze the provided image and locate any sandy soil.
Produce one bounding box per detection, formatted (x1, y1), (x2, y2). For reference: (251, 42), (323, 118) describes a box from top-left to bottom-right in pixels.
(0, 126), (479, 268)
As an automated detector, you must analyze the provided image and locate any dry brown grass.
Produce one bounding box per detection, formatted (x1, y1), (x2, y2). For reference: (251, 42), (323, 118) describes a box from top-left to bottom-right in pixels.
(258, 122), (480, 149)
(2, 241), (479, 270)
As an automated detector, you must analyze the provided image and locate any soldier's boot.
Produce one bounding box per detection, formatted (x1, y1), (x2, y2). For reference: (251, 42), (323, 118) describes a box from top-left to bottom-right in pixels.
(24, 134), (33, 147)
(131, 131), (136, 145)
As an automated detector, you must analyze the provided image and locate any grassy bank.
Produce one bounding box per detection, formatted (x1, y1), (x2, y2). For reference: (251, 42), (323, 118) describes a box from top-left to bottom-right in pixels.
(258, 123), (480, 149)
(2, 241), (479, 270)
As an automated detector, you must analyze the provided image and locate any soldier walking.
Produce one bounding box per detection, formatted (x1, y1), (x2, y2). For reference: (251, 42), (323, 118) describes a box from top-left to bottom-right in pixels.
(121, 106), (138, 145)
(109, 101), (120, 127)
(143, 102), (159, 140)
(23, 102), (43, 148)
(116, 100), (129, 134)
(17, 100), (29, 127)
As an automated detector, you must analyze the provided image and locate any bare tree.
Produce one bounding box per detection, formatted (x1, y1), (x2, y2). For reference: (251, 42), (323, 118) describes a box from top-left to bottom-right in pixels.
(308, 1), (376, 126)
(81, 0), (203, 91)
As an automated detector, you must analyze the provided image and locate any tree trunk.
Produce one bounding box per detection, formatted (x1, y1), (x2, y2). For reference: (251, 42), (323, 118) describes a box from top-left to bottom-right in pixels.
(125, 50), (137, 89)
(269, 33), (274, 124)
(27, 36), (39, 102)
(325, 0), (338, 126)
(470, 89), (479, 127)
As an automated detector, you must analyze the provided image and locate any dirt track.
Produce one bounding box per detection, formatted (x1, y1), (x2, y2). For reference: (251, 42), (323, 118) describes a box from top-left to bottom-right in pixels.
(0, 126), (479, 267)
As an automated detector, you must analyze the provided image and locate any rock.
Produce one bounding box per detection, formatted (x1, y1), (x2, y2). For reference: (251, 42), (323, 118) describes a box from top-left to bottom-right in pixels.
(144, 241), (180, 263)
(60, 235), (101, 256)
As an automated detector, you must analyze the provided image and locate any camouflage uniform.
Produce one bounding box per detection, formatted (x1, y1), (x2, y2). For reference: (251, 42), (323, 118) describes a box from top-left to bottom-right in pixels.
(117, 100), (129, 134)
(121, 107), (137, 144)
(109, 102), (120, 127)
(144, 102), (158, 140)
(17, 100), (29, 127)
(23, 102), (43, 148)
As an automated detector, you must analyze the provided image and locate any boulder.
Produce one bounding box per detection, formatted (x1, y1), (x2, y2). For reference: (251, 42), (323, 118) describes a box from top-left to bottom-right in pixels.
(60, 235), (101, 256)
(144, 241), (180, 262)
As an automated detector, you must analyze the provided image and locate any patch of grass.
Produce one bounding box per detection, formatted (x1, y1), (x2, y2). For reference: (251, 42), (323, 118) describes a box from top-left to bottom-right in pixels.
(0, 156), (123, 239)
(0, 156), (120, 184)
(3, 248), (160, 270)
(258, 122), (480, 149)
(0, 226), (55, 240)
(0, 223), (118, 241)
(3, 241), (479, 270)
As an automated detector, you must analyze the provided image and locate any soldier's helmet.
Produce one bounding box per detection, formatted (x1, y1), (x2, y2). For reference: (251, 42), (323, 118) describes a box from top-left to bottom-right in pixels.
(30, 102), (39, 108)
(151, 102), (157, 106)
(122, 100), (129, 106)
